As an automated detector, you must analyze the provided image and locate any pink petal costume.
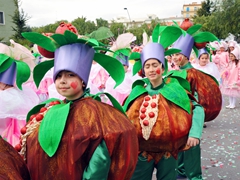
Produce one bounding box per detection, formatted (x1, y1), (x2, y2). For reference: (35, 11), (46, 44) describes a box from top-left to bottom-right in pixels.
(88, 62), (109, 94)
(105, 64), (141, 105)
(0, 42), (39, 147)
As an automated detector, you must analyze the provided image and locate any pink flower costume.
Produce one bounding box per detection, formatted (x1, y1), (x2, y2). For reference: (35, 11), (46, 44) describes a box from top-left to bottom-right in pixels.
(221, 61), (240, 97)
(87, 62), (109, 94)
(0, 41), (39, 147)
(105, 64), (141, 105)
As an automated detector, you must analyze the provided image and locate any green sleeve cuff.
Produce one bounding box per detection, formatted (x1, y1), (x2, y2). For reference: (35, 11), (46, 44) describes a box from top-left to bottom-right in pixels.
(82, 140), (111, 180)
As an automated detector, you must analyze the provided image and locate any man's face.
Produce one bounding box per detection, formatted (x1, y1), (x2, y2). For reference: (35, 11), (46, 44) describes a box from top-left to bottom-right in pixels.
(172, 53), (185, 67)
(143, 59), (163, 82)
(55, 71), (84, 100)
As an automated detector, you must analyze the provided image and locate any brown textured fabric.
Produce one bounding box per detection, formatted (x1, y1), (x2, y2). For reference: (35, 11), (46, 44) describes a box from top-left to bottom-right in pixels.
(0, 138), (30, 180)
(126, 94), (192, 161)
(26, 97), (138, 180)
(186, 68), (222, 122)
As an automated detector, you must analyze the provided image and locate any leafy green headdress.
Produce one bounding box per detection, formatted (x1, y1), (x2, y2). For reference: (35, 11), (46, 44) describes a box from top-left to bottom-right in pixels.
(22, 30), (125, 89)
(130, 24), (183, 76)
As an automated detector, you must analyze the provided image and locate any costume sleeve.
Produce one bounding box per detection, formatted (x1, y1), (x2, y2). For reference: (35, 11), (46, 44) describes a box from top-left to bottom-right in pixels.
(82, 140), (111, 180)
(188, 92), (205, 139)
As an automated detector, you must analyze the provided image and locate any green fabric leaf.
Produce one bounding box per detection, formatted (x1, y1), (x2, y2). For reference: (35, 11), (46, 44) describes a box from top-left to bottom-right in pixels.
(76, 38), (99, 47)
(123, 84), (147, 111)
(167, 69), (188, 79)
(94, 53), (125, 88)
(163, 58), (168, 76)
(193, 46), (199, 58)
(33, 60), (54, 88)
(39, 102), (71, 157)
(193, 32), (218, 43)
(164, 48), (181, 56)
(50, 34), (68, 46)
(15, 61), (31, 90)
(160, 26), (182, 48)
(64, 30), (78, 44)
(114, 48), (131, 58)
(21, 32), (57, 52)
(172, 20), (180, 27)
(26, 98), (63, 122)
(132, 60), (142, 76)
(129, 52), (140, 60)
(89, 27), (114, 40)
(93, 47), (114, 53)
(152, 24), (160, 43)
(187, 24), (202, 35)
(132, 78), (149, 89)
(93, 92), (126, 115)
(160, 78), (191, 113)
(0, 55), (14, 73)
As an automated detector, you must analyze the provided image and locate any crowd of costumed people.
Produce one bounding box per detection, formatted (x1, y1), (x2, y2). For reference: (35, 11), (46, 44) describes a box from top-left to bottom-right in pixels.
(0, 18), (238, 180)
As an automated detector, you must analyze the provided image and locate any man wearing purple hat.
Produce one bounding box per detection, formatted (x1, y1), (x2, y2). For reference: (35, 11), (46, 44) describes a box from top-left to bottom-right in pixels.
(172, 34), (222, 180)
(20, 31), (139, 180)
(123, 42), (198, 180)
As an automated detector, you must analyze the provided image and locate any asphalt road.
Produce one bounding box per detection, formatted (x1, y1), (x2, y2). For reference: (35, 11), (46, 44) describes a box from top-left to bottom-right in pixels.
(151, 95), (240, 180)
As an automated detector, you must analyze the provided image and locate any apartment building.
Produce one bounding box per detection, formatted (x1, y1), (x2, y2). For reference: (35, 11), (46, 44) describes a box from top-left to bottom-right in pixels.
(181, 2), (202, 18)
(0, 0), (16, 42)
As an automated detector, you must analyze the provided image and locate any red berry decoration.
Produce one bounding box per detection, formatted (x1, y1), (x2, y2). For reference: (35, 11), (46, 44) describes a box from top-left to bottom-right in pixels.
(40, 107), (47, 113)
(29, 114), (36, 121)
(140, 113), (146, 120)
(148, 112), (155, 118)
(151, 102), (157, 108)
(20, 126), (27, 135)
(143, 102), (149, 107)
(194, 42), (207, 49)
(180, 18), (193, 31)
(49, 101), (56, 106)
(15, 144), (21, 152)
(37, 45), (54, 59)
(145, 96), (150, 101)
(35, 114), (44, 121)
(54, 100), (61, 105)
(141, 108), (146, 113)
(143, 120), (149, 126)
(55, 22), (78, 35)
(152, 95), (157, 99)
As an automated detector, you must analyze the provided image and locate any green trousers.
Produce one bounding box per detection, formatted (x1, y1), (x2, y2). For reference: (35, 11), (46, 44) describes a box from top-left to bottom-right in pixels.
(177, 144), (202, 180)
(131, 153), (177, 180)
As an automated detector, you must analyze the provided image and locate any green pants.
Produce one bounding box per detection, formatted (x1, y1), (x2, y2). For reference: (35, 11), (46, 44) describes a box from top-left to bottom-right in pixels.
(177, 144), (202, 180)
(131, 153), (177, 180)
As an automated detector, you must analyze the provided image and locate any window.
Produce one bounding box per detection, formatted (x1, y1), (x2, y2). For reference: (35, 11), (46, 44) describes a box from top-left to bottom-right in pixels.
(186, 13), (189, 17)
(194, 7), (198, 11)
(0, 11), (4, 24)
(186, 7), (190, 11)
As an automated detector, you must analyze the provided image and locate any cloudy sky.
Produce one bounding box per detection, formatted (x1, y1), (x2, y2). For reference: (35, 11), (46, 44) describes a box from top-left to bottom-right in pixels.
(21, 0), (202, 27)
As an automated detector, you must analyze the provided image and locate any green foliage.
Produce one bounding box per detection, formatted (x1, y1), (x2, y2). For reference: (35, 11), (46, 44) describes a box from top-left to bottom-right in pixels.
(10, 0), (30, 41)
(71, 17), (97, 36)
(96, 18), (109, 28)
(193, 0), (240, 41)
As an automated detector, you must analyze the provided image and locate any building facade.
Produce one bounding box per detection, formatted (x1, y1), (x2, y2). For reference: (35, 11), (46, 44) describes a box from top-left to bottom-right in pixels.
(181, 2), (202, 19)
(109, 2), (202, 28)
(0, 0), (16, 42)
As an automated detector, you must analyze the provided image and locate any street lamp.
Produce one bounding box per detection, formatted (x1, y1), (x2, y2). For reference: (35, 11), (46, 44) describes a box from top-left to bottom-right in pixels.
(124, 8), (132, 27)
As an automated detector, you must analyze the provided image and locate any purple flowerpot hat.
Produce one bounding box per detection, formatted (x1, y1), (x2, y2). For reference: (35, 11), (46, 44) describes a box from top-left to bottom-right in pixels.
(0, 62), (16, 85)
(53, 43), (95, 85)
(140, 42), (165, 74)
(172, 34), (194, 59)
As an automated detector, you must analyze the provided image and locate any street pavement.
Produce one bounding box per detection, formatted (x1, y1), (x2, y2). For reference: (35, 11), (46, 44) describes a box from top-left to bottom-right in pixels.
(151, 95), (240, 180)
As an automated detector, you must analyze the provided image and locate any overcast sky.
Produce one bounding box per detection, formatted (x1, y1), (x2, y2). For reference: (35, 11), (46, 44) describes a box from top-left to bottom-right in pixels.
(21, 0), (202, 27)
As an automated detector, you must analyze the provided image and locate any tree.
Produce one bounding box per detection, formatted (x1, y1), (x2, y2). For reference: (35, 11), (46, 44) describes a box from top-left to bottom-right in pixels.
(71, 17), (97, 36)
(196, 0), (216, 17)
(109, 21), (125, 39)
(96, 18), (109, 28)
(11, 0), (30, 41)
